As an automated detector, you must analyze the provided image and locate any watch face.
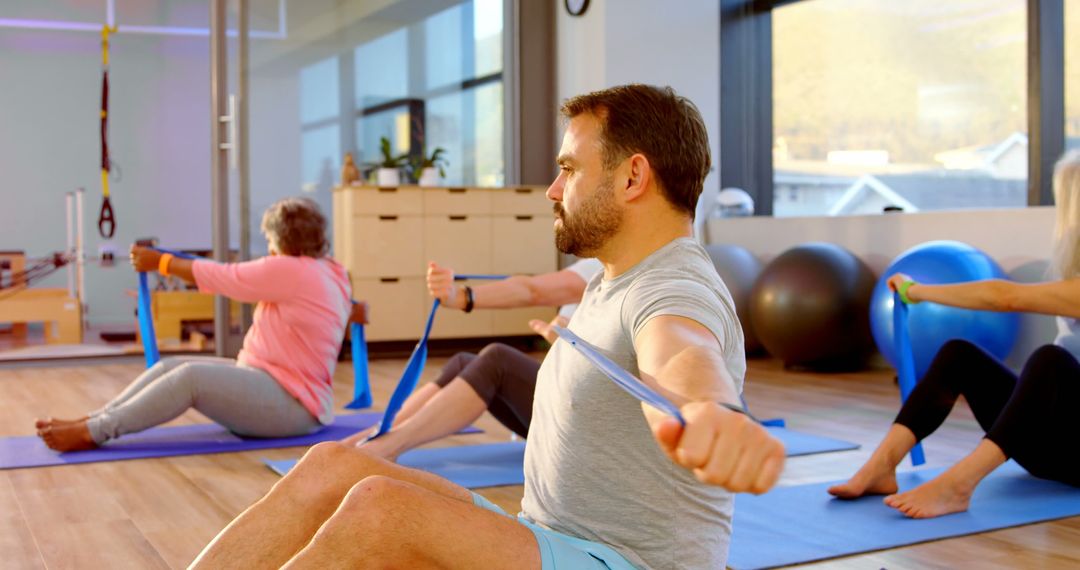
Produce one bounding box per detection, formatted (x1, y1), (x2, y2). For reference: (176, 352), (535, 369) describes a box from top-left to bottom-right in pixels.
(565, 0), (589, 16)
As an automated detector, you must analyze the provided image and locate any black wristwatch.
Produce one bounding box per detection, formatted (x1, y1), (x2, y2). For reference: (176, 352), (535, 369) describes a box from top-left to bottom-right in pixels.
(463, 285), (475, 313)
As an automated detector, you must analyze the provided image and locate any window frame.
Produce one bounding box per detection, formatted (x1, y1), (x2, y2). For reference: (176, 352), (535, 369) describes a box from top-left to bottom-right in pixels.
(720, 0), (1067, 215)
(299, 0), (511, 188)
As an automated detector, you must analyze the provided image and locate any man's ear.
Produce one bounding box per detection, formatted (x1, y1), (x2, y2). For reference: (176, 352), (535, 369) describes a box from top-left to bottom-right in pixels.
(624, 153), (651, 203)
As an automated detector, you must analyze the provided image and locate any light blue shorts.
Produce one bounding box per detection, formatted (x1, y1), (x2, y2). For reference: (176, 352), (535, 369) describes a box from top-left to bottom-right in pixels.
(471, 493), (637, 570)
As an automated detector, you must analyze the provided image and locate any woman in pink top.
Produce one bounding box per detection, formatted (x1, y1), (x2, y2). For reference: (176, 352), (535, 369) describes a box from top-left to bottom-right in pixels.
(36, 198), (352, 452)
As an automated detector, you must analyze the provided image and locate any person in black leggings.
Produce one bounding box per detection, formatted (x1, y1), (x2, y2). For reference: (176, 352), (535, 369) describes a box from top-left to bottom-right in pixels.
(830, 150), (1080, 518)
(896, 340), (1079, 488)
(427, 345), (539, 438)
(342, 258), (601, 459)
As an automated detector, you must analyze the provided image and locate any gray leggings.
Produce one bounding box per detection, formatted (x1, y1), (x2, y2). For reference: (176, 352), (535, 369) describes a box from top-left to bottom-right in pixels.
(86, 356), (323, 444)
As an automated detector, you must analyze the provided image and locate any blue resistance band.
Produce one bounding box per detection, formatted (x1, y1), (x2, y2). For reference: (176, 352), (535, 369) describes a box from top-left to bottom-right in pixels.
(344, 318), (372, 409)
(360, 273), (510, 433)
(137, 248), (200, 368)
(893, 292), (926, 466)
(366, 299), (441, 440)
(552, 325), (686, 425)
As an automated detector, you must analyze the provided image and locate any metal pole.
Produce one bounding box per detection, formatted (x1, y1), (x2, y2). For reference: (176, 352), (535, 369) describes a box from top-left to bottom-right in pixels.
(210, 0), (230, 356)
(65, 192), (75, 298)
(238, 0), (253, 332)
(75, 188), (86, 330)
(1026, 0), (1065, 206)
(504, 0), (520, 185)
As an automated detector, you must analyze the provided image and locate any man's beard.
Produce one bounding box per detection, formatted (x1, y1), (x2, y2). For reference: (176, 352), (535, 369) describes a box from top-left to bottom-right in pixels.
(553, 176), (622, 257)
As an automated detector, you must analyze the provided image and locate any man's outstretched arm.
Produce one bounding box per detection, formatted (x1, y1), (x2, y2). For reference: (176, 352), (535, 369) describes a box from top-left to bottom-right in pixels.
(634, 315), (785, 494)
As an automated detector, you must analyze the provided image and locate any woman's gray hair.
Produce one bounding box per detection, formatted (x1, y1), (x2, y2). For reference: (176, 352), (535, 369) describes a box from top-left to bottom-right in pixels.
(260, 197), (329, 257)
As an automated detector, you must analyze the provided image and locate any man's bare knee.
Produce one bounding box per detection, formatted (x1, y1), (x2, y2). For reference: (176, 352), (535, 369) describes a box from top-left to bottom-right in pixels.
(329, 477), (427, 558)
(272, 442), (375, 502)
(340, 475), (413, 517)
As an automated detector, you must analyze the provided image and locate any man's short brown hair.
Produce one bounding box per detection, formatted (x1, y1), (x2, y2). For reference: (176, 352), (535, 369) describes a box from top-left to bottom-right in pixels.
(560, 84), (711, 218)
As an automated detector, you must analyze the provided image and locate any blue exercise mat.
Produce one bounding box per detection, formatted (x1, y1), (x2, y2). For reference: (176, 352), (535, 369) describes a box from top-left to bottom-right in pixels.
(774, 427), (858, 457)
(263, 427), (857, 486)
(0, 413), (480, 470)
(264, 441), (528, 489)
(727, 460), (1080, 570)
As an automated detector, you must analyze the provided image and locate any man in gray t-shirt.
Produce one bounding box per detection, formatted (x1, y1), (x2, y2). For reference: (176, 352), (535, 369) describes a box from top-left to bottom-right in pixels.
(192, 84), (785, 570)
(521, 237), (746, 569)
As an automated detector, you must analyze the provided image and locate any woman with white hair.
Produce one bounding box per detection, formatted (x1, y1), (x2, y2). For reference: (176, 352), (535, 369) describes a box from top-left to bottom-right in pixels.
(36, 197), (352, 451)
(829, 151), (1080, 518)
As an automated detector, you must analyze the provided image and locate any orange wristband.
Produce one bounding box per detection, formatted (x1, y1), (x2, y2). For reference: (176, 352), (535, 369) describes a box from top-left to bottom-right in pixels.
(158, 253), (174, 276)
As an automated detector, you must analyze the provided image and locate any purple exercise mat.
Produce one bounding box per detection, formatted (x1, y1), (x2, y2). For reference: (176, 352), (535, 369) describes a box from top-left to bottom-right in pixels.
(1, 413), (480, 470)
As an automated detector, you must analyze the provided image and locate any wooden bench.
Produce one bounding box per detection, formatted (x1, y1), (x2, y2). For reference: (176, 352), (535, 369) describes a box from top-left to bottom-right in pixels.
(0, 288), (83, 344)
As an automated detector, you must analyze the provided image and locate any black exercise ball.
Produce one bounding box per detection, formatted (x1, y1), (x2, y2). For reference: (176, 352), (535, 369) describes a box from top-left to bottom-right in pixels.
(749, 242), (875, 369)
(705, 244), (763, 354)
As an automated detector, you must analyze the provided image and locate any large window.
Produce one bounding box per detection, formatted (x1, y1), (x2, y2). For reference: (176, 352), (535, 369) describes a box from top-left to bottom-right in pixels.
(297, 0), (504, 196)
(350, 0), (505, 187)
(298, 56), (342, 220)
(772, 0), (1027, 217)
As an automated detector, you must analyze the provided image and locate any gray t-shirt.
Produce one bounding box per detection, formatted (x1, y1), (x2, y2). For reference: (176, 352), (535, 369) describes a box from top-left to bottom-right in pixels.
(521, 237), (745, 570)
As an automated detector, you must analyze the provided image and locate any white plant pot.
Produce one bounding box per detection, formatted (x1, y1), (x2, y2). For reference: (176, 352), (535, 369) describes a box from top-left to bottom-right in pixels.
(376, 168), (401, 187)
(418, 167), (441, 187)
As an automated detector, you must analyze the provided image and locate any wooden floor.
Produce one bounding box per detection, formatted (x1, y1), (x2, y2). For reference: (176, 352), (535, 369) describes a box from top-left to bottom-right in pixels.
(1, 353), (1077, 569)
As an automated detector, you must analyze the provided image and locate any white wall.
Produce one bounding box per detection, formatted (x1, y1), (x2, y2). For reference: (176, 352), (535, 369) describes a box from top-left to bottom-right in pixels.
(555, 0), (721, 237)
(0, 30), (213, 326)
(707, 207), (1058, 368)
(0, 27), (308, 328)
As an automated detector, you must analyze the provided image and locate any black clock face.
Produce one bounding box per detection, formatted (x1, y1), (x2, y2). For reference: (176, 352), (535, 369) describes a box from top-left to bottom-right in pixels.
(565, 0), (590, 17)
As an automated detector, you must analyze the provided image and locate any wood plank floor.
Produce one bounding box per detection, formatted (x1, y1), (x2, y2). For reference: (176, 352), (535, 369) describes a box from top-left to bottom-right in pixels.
(0, 354), (1076, 569)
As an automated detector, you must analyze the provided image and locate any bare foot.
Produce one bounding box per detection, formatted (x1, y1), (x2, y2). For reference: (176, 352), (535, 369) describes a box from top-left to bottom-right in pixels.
(34, 416), (89, 430)
(884, 476), (973, 519)
(828, 458), (899, 499)
(37, 420), (98, 452)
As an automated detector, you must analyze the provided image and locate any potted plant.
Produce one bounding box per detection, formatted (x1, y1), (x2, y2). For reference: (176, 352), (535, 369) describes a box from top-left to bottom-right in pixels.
(412, 147), (449, 187)
(367, 137), (408, 187)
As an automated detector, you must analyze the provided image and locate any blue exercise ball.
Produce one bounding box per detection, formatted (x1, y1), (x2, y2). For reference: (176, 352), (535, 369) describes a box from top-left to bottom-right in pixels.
(869, 240), (1020, 379)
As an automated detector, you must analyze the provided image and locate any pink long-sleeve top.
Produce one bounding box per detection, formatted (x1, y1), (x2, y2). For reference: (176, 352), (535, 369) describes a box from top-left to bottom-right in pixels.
(192, 255), (351, 423)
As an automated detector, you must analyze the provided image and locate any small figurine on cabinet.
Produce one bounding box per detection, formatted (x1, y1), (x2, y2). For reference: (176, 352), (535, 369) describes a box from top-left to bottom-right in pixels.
(341, 152), (361, 186)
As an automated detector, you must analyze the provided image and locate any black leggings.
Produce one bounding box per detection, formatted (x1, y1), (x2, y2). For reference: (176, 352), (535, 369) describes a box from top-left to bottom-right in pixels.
(895, 339), (1080, 486)
(433, 343), (539, 438)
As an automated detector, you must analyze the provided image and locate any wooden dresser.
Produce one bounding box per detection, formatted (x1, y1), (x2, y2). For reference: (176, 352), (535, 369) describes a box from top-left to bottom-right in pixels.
(332, 185), (558, 341)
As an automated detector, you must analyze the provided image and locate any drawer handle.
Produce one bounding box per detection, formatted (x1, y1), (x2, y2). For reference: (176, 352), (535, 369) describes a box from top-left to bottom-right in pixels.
(515, 215), (533, 221)
(378, 215), (398, 221)
(377, 187), (398, 193)
(379, 277), (400, 283)
(448, 187), (467, 194)
(515, 188), (532, 194)
(449, 215), (467, 221)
